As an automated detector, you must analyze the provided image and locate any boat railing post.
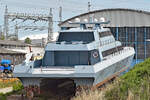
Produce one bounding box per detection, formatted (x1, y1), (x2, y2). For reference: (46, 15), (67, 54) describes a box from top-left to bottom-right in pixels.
(32, 65), (33, 71)
(40, 65), (42, 72)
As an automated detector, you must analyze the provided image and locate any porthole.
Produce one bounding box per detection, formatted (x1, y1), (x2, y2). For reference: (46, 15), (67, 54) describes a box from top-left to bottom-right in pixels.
(93, 51), (99, 58)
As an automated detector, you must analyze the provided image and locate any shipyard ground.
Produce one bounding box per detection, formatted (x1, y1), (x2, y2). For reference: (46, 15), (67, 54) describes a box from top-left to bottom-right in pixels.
(4, 77), (116, 100)
(7, 78), (77, 100)
(0, 68), (127, 100)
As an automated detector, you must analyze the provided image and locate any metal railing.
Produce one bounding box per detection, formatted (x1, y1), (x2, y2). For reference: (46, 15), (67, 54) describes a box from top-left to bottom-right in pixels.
(99, 39), (115, 46)
(40, 66), (74, 72)
(51, 39), (115, 46)
(53, 41), (89, 45)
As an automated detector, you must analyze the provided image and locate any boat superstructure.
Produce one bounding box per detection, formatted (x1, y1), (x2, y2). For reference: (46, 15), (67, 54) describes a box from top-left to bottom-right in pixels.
(13, 21), (135, 98)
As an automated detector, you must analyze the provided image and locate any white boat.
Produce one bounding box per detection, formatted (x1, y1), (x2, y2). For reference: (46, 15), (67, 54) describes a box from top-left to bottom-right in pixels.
(13, 21), (135, 98)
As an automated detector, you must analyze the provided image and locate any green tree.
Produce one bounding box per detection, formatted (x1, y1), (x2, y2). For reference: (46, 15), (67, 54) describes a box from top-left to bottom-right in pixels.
(24, 37), (31, 44)
(0, 35), (5, 40)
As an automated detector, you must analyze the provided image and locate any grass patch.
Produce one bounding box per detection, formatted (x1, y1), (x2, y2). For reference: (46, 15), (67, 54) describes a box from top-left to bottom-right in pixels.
(72, 89), (105, 100)
(105, 58), (150, 100)
(0, 78), (23, 100)
(0, 78), (22, 89)
(73, 58), (150, 100)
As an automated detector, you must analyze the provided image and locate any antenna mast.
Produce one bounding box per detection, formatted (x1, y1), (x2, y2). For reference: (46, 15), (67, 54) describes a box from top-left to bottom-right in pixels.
(88, 2), (91, 22)
(88, 2), (91, 12)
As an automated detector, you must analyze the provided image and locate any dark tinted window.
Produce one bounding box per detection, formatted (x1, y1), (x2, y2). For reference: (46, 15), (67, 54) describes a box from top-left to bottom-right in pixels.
(55, 51), (89, 66)
(57, 32), (94, 43)
(102, 46), (124, 57)
(99, 31), (112, 37)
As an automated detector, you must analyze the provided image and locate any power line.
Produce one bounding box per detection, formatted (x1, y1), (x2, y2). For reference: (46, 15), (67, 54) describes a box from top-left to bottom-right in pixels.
(3, 6), (54, 40)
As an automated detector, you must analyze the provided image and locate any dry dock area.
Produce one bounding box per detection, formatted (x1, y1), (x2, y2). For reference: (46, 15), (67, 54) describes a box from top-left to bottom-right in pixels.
(1, 1), (150, 99)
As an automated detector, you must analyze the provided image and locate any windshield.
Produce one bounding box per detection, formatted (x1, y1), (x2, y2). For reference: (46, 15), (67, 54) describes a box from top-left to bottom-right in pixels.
(57, 32), (94, 43)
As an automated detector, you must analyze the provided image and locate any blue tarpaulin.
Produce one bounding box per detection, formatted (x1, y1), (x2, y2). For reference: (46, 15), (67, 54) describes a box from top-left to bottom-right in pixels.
(0, 66), (4, 70)
(4, 66), (11, 70)
(1, 59), (11, 65)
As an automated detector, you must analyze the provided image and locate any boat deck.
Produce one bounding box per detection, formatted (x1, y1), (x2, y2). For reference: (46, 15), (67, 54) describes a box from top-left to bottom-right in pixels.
(32, 67), (75, 74)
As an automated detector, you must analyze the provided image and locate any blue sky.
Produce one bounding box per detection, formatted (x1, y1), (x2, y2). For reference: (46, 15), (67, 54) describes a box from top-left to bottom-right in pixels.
(0, 0), (150, 38)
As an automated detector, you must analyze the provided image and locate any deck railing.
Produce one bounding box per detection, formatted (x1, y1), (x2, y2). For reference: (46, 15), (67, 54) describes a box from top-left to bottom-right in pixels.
(50, 39), (115, 46)
(53, 41), (88, 44)
(99, 39), (115, 46)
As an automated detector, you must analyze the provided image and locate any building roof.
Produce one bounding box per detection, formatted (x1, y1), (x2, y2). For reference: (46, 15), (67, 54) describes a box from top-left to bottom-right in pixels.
(0, 48), (26, 54)
(59, 8), (150, 27)
(0, 40), (29, 46)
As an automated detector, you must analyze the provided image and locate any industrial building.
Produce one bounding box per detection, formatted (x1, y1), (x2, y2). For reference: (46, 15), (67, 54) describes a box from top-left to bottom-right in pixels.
(0, 48), (25, 65)
(0, 40), (44, 55)
(0, 40), (28, 50)
(0, 40), (44, 65)
(59, 8), (150, 65)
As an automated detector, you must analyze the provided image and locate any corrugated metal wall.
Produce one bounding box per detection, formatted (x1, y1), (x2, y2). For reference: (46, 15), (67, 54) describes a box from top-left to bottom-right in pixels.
(109, 27), (150, 64)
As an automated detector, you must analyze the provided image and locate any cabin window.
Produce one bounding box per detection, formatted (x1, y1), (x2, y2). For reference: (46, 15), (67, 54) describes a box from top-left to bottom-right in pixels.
(54, 51), (90, 66)
(99, 31), (112, 38)
(57, 32), (94, 43)
(102, 46), (124, 57)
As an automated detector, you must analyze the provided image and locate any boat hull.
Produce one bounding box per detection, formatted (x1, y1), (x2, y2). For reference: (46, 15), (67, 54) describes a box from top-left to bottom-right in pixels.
(16, 53), (134, 98)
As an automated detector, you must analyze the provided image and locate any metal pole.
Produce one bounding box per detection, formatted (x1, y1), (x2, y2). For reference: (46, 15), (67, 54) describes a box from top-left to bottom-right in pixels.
(48, 8), (53, 42)
(4, 5), (9, 40)
(15, 22), (18, 40)
(0, 25), (2, 37)
(88, 2), (91, 12)
(59, 6), (62, 23)
(125, 27), (128, 46)
(135, 27), (138, 64)
(88, 2), (91, 22)
(116, 27), (119, 41)
(144, 27), (147, 59)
